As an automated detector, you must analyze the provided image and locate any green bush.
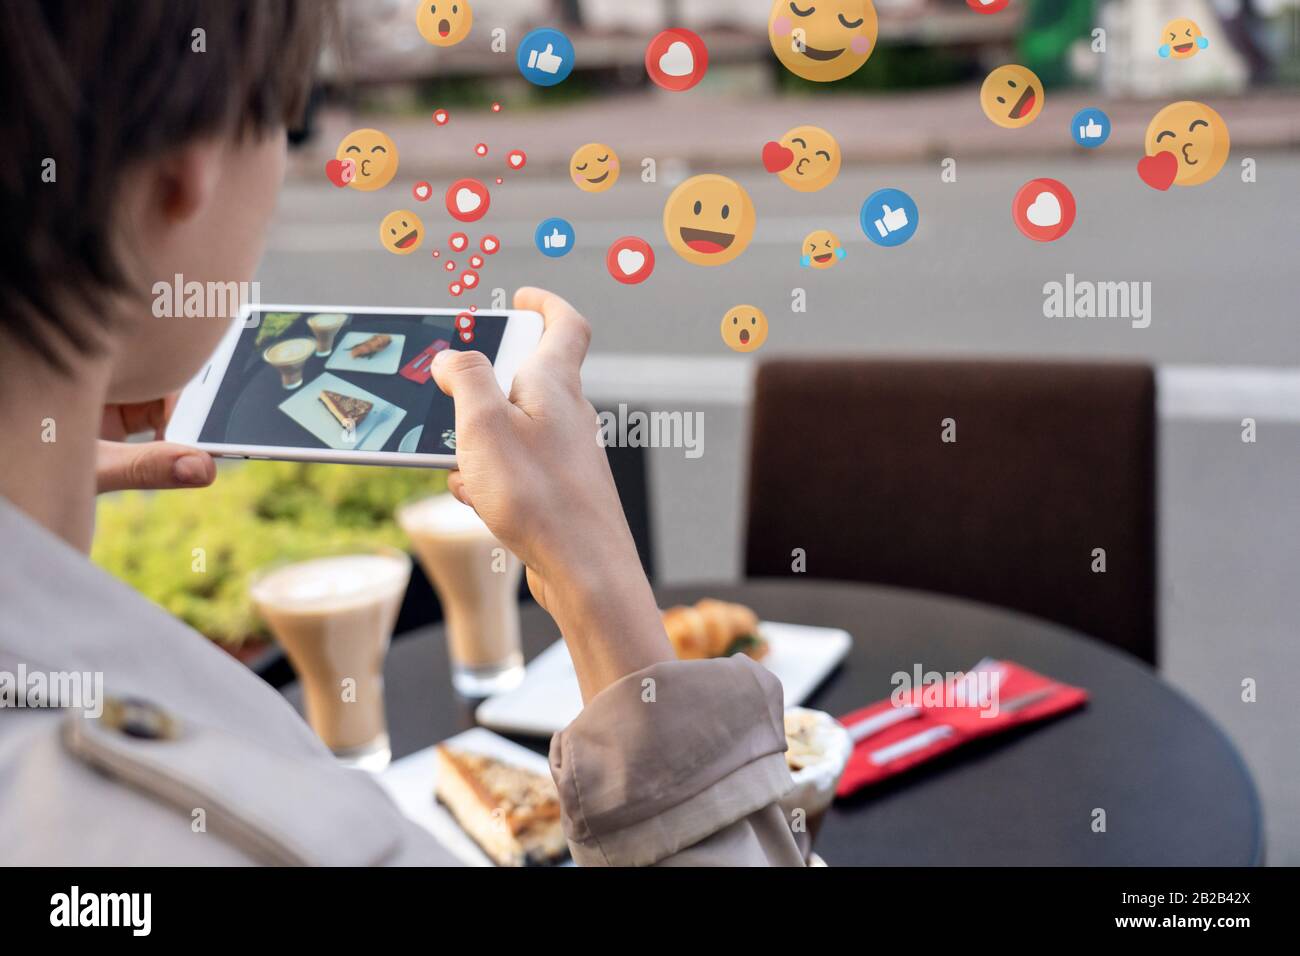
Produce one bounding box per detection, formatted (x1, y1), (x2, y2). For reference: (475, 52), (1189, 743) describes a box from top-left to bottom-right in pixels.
(92, 461), (446, 648)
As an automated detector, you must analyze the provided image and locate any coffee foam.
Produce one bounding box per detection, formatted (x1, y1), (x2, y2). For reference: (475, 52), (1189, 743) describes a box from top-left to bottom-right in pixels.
(265, 337), (315, 363)
(251, 553), (409, 611)
(399, 494), (489, 536)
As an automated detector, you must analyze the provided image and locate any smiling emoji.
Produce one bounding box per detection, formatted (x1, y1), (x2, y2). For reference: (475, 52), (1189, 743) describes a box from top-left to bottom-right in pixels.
(417, 1), (473, 47)
(721, 305), (768, 353)
(1142, 101), (1230, 188)
(1159, 19), (1207, 60)
(979, 65), (1044, 129)
(663, 174), (756, 267)
(570, 143), (620, 193)
(380, 210), (424, 255)
(800, 230), (844, 269)
(336, 129), (399, 191)
(764, 125), (841, 192)
(768, 0), (879, 83)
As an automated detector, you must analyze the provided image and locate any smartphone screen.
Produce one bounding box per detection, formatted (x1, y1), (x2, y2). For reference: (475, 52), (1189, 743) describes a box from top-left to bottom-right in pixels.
(196, 308), (507, 456)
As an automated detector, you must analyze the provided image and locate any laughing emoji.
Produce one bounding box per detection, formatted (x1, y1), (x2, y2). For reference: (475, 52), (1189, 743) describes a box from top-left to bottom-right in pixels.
(336, 129), (399, 191)
(1159, 19), (1208, 60)
(570, 143), (620, 193)
(979, 65), (1044, 129)
(721, 305), (768, 353)
(800, 230), (844, 270)
(663, 174), (756, 267)
(417, 1), (473, 47)
(380, 210), (424, 255)
(768, 0), (879, 83)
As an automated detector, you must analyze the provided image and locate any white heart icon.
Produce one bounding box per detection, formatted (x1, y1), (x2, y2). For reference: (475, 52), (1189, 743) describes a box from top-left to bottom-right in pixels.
(463, 273), (478, 287)
(659, 41), (693, 77)
(617, 249), (646, 275)
(450, 236), (466, 251)
(414, 184), (430, 200)
(455, 188), (481, 213)
(1026, 191), (1062, 227)
(449, 283), (462, 295)
(509, 154), (523, 168)
(482, 238), (497, 252)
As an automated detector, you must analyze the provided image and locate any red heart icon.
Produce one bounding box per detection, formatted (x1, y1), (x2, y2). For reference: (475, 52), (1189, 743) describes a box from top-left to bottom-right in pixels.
(325, 158), (354, 187)
(762, 141), (794, 173)
(1138, 151), (1178, 191)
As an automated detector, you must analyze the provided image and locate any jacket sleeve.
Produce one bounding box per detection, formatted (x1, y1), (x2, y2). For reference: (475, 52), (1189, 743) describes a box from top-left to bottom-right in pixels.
(548, 654), (806, 866)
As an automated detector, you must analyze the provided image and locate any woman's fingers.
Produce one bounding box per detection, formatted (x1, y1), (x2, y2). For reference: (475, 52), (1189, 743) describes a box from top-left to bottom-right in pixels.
(431, 348), (509, 429)
(514, 286), (591, 375)
(95, 440), (215, 494)
(446, 470), (472, 508)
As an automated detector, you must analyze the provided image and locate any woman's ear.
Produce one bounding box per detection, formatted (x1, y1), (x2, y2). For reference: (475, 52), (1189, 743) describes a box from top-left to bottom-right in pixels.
(153, 140), (224, 224)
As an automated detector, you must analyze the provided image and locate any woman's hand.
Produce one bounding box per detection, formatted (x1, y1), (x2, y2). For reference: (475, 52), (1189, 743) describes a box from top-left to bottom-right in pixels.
(96, 396), (216, 494)
(432, 287), (672, 700)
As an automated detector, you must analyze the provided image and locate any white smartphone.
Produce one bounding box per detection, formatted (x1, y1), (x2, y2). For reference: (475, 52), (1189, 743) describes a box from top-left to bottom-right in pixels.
(167, 303), (543, 468)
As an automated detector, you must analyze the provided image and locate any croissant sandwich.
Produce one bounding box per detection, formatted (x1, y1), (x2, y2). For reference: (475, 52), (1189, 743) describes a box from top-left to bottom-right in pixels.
(661, 599), (768, 661)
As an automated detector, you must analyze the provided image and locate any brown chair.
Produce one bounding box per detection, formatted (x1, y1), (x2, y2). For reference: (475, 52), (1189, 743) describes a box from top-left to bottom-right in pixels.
(744, 359), (1157, 664)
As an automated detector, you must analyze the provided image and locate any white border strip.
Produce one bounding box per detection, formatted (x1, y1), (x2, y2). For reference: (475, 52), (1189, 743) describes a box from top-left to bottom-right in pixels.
(581, 354), (1300, 423)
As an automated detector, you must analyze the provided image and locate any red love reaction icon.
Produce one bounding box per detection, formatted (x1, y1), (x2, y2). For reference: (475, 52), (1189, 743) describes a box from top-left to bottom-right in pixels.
(325, 158), (354, 187)
(762, 141), (794, 173)
(1138, 151), (1178, 191)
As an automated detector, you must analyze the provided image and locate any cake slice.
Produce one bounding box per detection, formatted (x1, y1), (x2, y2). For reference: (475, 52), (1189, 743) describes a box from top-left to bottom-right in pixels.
(318, 390), (372, 429)
(434, 745), (569, 867)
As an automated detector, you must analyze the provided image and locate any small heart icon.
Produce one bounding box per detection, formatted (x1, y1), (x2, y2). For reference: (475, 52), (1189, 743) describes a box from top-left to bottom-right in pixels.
(445, 260), (456, 271)
(617, 249), (645, 275)
(459, 329), (475, 343)
(462, 271), (479, 287)
(1138, 150), (1178, 191)
(659, 41), (693, 77)
(470, 255), (484, 268)
(450, 233), (468, 251)
(456, 313), (475, 330)
(433, 109), (449, 125)
(412, 181), (431, 201)
(507, 150), (527, 169)
(762, 141), (794, 173)
(1026, 191), (1062, 227)
(325, 158), (354, 187)
(449, 282), (463, 296)
(456, 188), (481, 213)
(480, 235), (499, 254)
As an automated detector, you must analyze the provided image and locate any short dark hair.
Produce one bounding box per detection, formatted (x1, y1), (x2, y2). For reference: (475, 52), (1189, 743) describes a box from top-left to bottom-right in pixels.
(0, 1), (330, 371)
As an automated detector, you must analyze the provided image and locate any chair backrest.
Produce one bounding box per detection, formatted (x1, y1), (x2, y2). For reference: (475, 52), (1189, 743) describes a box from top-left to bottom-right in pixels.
(744, 359), (1157, 664)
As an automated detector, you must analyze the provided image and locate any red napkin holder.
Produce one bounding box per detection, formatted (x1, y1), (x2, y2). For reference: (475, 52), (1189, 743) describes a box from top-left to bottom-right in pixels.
(400, 339), (451, 384)
(836, 660), (1088, 797)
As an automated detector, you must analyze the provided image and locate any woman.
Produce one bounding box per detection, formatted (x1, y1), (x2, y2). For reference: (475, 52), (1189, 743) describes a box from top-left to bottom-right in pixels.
(0, 0), (801, 866)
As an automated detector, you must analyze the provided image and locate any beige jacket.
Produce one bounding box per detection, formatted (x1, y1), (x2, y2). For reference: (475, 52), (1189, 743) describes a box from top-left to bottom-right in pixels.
(0, 499), (803, 866)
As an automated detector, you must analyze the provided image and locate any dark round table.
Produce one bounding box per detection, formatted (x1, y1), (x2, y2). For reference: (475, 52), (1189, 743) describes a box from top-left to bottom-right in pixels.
(285, 580), (1263, 866)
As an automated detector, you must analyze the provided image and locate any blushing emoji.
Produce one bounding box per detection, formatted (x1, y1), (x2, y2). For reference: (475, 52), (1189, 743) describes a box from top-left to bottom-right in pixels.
(380, 210), (424, 255)
(570, 143), (620, 193)
(800, 230), (844, 269)
(336, 129), (399, 191)
(763, 125), (841, 192)
(721, 305), (768, 353)
(1142, 101), (1230, 188)
(979, 65), (1044, 129)
(768, 0), (879, 83)
(417, 1), (472, 47)
(662, 174), (756, 267)
(1159, 19), (1208, 60)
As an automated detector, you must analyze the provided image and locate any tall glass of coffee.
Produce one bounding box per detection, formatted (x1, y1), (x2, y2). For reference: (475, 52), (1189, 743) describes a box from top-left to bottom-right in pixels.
(262, 337), (316, 389)
(397, 494), (525, 697)
(306, 313), (347, 356)
(249, 546), (411, 771)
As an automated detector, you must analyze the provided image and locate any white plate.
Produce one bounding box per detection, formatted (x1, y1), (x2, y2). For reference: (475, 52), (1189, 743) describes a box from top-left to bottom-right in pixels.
(475, 621), (852, 738)
(377, 727), (572, 867)
(278, 371), (406, 451)
(324, 331), (406, 375)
